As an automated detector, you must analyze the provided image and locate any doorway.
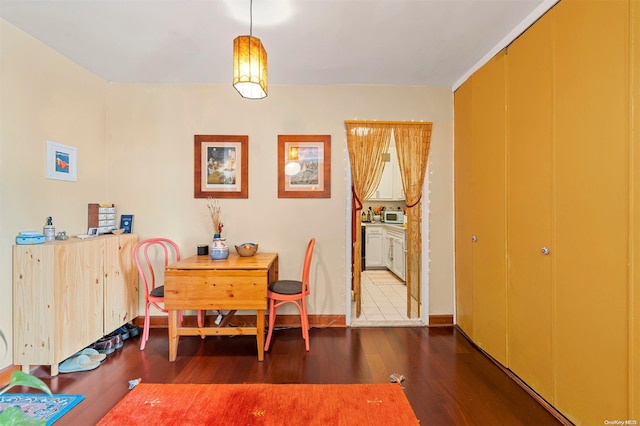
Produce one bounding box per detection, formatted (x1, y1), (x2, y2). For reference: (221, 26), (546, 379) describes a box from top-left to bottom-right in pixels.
(346, 153), (429, 327)
(344, 120), (432, 327)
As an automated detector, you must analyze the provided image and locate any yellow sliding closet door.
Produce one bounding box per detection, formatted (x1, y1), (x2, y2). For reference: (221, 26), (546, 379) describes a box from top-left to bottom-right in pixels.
(454, 79), (474, 336)
(470, 51), (507, 365)
(554, 0), (629, 422)
(506, 10), (554, 402)
(632, 0), (640, 419)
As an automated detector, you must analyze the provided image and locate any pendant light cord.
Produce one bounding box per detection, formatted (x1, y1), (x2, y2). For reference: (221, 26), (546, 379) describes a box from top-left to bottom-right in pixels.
(250, 0), (253, 37)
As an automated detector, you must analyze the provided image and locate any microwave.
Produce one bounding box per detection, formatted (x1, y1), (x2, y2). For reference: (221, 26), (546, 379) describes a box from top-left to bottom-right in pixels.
(383, 210), (404, 224)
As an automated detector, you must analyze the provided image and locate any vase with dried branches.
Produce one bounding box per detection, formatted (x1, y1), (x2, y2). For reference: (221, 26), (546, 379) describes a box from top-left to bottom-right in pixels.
(207, 197), (224, 237)
(207, 198), (229, 260)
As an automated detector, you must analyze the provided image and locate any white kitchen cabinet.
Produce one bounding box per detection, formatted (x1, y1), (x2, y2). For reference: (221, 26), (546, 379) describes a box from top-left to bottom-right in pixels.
(385, 226), (406, 280)
(365, 225), (385, 268)
(385, 234), (393, 270)
(370, 144), (404, 201)
(392, 236), (405, 281)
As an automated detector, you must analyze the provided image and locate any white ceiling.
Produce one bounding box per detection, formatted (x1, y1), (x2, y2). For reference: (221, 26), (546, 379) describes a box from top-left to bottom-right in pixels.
(0, 0), (554, 88)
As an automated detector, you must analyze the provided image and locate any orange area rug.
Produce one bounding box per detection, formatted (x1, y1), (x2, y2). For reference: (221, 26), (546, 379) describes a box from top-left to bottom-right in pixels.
(97, 383), (419, 425)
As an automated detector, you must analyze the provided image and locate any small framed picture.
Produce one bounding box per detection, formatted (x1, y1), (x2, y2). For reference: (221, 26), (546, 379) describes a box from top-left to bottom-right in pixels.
(278, 135), (331, 198)
(46, 140), (77, 182)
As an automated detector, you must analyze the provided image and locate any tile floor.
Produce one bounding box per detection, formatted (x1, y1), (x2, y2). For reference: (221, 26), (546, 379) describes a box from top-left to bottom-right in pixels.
(350, 270), (423, 327)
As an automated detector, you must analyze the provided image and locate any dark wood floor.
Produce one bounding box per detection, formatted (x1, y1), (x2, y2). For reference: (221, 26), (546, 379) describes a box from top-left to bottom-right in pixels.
(21, 326), (562, 425)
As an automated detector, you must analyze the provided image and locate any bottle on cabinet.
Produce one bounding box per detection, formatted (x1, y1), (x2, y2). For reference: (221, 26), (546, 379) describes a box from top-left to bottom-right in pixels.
(43, 216), (55, 241)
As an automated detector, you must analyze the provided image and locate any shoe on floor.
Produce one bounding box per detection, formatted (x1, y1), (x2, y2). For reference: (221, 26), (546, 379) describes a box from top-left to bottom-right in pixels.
(91, 336), (116, 354)
(107, 333), (124, 349)
(59, 354), (100, 373)
(125, 322), (140, 338)
(74, 347), (106, 363)
(109, 326), (130, 341)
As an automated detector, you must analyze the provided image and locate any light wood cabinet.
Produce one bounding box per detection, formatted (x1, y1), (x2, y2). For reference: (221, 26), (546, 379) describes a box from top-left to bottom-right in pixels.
(13, 233), (138, 376)
(103, 235), (139, 332)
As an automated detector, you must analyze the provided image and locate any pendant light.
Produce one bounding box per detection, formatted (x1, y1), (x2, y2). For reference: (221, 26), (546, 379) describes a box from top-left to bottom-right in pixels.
(233, 0), (268, 99)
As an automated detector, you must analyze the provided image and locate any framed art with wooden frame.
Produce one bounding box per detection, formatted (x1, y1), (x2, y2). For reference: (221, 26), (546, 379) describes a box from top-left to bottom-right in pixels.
(194, 135), (248, 198)
(278, 134), (331, 198)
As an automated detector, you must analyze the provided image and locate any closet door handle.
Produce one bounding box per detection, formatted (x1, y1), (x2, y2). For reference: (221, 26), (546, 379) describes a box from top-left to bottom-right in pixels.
(471, 236), (477, 242)
(541, 247), (550, 255)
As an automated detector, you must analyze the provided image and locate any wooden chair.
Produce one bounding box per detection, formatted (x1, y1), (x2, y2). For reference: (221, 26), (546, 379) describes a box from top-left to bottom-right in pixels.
(264, 238), (316, 351)
(135, 238), (205, 350)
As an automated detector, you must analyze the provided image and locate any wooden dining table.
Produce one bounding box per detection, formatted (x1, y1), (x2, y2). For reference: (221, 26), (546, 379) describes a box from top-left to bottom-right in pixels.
(163, 252), (279, 362)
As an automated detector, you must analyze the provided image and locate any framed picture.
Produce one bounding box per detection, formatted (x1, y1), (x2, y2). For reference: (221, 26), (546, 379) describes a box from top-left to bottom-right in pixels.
(46, 140), (77, 182)
(278, 135), (331, 198)
(194, 135), (248, 198)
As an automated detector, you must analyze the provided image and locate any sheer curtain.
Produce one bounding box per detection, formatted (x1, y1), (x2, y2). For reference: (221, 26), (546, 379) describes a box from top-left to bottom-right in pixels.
(345, 122), (392, 317)
(392, 123), (432, 318)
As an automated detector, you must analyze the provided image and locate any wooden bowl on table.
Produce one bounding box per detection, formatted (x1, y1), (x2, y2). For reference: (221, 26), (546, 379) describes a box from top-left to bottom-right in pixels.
(235, 243), (258, 257)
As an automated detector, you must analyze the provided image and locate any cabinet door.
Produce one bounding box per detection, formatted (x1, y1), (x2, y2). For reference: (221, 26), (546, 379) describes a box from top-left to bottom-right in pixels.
(454, 78), (474, 336)
(104, 234), (139, 332)
(365, 227), (384, 268)
(471, 50), (507, 364)
(385, 235), (393, 270)
(13, 245), (55, 366)
(392, 236), (405, 281)
(372, 154), (393, 200)
(372, 143), (404, 200)
(55, 240), (103, 361)
(507, 10), (553, 401)
(554, 0), (629, 421)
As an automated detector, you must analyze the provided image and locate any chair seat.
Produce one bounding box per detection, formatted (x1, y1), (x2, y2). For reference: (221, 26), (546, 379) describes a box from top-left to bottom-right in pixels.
(150, 285), (164, 297)
(268, 280), (302, 295)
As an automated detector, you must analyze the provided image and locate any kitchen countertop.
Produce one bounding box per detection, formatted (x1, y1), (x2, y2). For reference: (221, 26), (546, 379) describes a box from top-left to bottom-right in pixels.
(361, 222), (405, 230)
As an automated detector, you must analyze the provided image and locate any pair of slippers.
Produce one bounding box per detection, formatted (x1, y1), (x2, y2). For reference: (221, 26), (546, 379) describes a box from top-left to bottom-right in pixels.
(59, 348), (106, 373)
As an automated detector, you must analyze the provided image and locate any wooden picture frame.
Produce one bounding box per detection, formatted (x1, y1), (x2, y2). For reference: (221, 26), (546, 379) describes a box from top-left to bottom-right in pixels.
(194, 135), (248, 198)
(46, 140), (77, 182)
(278, 135), (331, 198)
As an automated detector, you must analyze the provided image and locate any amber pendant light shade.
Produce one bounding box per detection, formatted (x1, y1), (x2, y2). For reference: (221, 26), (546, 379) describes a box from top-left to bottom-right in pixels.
(233, 35), (268, 99)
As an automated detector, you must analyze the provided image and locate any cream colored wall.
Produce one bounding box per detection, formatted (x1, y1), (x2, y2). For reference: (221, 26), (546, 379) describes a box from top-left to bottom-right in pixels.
(421, 89), (454, 315)
(106, 83), (454, 319)
(0, 18), (455, 371)
(0, 20), (109, 369)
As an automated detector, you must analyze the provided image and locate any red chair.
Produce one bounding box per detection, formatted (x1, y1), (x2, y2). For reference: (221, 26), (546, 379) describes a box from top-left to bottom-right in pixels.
(264, 238), (316, 351)
(135, 238), (205, 350)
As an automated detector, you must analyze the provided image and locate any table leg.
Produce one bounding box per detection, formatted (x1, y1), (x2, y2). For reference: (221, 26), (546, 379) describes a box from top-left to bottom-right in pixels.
(257, 309), (265, 361)
(168, 310), (179, 362)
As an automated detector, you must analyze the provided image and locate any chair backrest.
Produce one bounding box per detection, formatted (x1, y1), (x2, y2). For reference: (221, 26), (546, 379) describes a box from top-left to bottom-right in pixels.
(301, 238), (316, 296)
(134, 238), (181, 297)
